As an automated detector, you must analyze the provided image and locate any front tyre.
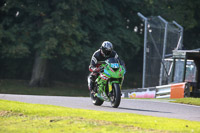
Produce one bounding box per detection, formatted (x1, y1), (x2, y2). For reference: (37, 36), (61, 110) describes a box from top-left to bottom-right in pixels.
(111, 83), (121, 108)
(90, 91), (104, 106)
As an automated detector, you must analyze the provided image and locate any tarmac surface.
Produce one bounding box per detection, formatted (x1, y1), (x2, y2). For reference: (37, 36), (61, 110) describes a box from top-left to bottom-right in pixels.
(0, 94), (200, 121)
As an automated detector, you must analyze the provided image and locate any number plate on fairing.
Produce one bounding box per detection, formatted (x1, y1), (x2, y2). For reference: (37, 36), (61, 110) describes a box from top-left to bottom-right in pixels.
(110, 63), (119, 68)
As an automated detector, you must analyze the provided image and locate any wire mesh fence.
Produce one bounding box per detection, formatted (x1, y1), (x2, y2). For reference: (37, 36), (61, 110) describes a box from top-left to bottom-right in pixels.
(140, 15), (183, 87)
(145, 16), (165, 87)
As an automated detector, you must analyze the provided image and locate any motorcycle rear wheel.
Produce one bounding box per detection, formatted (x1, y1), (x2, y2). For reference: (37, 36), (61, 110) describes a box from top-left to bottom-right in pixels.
(90, 91), (104, 106)
(110, 83), (121, 108)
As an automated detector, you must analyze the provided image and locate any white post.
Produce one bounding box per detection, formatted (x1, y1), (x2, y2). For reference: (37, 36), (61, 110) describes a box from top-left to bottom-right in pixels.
(137, 12), (148, 88)
(158, 16), (168, 86)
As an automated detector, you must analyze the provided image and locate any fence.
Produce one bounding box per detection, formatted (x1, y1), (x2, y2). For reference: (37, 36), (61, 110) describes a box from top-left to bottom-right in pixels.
(137, 13), (184, 88)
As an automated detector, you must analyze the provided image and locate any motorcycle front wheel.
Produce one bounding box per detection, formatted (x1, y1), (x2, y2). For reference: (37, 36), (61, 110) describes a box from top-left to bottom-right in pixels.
(90, 91), (104, 106)
(110, 83), (121, 108)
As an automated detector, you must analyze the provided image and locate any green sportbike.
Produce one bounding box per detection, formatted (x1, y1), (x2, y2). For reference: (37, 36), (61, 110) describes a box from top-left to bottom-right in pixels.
(90, 57), (126, 108)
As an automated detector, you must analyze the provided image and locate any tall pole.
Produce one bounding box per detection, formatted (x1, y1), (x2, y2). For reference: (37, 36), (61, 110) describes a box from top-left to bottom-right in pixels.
(137, 12), (147, 88)
(158, 16), (168, 86)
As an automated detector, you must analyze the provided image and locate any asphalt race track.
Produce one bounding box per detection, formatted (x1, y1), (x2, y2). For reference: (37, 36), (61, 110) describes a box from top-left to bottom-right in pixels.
(0, 94), (200, 121)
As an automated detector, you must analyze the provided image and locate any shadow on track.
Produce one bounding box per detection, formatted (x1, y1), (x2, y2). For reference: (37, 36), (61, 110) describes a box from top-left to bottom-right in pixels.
(102, 106), (171, 114)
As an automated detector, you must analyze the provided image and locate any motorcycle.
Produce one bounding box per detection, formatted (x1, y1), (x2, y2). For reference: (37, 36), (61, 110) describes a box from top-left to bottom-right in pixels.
(90, 57), (126, 108)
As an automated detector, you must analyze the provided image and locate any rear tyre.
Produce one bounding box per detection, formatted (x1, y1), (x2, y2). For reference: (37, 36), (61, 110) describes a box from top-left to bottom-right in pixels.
(90, 91), (104, 106)
(110, 83), (121, 108)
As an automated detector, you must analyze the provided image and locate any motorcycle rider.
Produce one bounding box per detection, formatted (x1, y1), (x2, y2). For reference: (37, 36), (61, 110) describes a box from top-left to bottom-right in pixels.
(88, 41), (124, 91)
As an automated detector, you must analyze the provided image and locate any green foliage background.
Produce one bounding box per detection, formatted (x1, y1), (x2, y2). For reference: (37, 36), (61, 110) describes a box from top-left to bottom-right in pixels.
(0, 0), (200, 87)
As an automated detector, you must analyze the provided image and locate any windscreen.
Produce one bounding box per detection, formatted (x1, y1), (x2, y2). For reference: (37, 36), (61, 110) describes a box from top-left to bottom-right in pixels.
(106, 58), (119, 68)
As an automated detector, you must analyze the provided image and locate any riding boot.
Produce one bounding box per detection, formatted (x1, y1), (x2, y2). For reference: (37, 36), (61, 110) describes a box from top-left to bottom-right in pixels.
(88, 75), (94, 91)
(90, 80), (94, 91)
(88, 72), (98, 92)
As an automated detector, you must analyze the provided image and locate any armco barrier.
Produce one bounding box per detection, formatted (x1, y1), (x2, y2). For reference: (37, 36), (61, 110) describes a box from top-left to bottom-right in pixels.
(156, 84), (171, 98)
(122, 82), (188, 99)
(121, 88), (156, 98)
(171, 83), (185, 98)
(156, 82), (187, 98)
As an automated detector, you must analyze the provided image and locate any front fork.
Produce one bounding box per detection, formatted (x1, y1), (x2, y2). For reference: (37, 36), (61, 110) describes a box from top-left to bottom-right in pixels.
(95, 77), (123, 100)
(108, 80), (122, 92)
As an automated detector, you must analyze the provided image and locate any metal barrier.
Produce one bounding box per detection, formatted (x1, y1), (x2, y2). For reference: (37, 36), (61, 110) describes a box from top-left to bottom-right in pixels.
(156, 82), (187, 98)
(156, 84), (171, 98)
(122, 82), (188, 99)
(121, 88), (156, 98)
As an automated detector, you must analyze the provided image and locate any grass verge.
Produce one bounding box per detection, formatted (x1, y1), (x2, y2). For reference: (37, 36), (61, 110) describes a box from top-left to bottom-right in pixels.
(0, 100), (200, 133)
(0, 79), (89, 97)
(171, 98), (200, 106)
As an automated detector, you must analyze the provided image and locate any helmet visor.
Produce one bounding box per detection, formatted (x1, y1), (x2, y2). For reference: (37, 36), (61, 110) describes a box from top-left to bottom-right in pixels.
(102, 48), (112, 56)
(104, 50), (111, 56)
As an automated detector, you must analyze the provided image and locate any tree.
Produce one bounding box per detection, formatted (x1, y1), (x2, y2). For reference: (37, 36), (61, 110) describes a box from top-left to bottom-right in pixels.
(1, 0), (199, 88)
(0, 0), (86, 86)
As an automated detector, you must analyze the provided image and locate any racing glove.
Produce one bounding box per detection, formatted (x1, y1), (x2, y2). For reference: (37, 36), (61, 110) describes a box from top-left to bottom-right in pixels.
(93, 67), (101, 73)
(92, 67), (104, 73)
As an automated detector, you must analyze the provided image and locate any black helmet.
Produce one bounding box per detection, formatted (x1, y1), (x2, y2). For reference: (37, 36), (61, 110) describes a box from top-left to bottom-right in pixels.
(101, 41), (113, 57)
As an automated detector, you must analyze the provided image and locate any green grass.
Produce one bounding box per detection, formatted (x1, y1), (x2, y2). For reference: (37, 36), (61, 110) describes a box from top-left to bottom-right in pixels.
(0, 100), (200, 133)
(0, 79), (89, 97)
(172, 98), (200, 106)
